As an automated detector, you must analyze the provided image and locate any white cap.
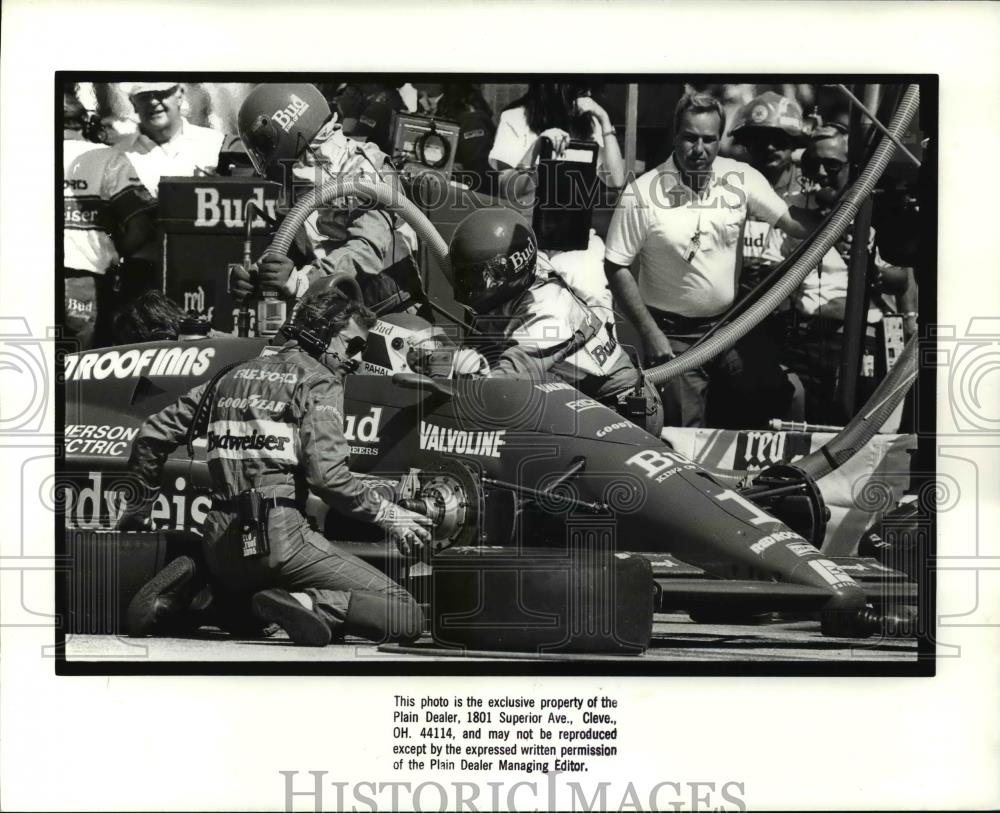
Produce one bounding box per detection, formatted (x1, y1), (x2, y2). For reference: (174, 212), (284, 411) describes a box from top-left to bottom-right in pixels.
(121, 82), (181, 98)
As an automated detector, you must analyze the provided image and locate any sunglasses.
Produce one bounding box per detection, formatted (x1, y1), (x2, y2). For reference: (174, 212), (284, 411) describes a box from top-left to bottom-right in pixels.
(739, 131), (793, 150)
(131, 86), (180, 103)
(802, 155), (847, 176)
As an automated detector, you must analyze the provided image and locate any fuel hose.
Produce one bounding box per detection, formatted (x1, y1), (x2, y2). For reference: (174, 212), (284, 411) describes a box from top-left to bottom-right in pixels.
(267, 175), (452, 280)
(794, 333), (918, 480)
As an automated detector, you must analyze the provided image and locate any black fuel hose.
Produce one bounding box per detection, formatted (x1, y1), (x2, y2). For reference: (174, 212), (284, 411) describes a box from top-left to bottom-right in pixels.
(645, 83), (921, 387)
(794, 333), (918, 481)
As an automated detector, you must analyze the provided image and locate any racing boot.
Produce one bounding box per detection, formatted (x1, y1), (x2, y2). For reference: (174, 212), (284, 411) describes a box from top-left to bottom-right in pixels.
(125, 555), (204, 637)
(251, 588), (332, 647)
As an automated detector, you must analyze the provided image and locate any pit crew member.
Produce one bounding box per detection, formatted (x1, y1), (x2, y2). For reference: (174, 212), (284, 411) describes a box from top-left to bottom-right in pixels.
(448, 208), (662, 432)
(120, 279), (431, 646)
(729, 90), (808, 278)
(228, 83), (426, 318)
(63, 89), (156, 349)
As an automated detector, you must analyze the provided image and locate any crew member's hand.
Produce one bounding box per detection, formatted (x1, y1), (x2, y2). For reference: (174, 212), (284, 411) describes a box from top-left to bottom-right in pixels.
(877, 264), (910, 295)
(228, 264), (256, 304)
(538, 128), (571, 156)
(834, 230), (853, 262)
(642, 330), (675, 366)
(255, 253), (297, 298)
(117, 501), (154, 532)
(451, 348), (490, 378)
(376, 502), (434, 558)
(835, 226), (876, 262)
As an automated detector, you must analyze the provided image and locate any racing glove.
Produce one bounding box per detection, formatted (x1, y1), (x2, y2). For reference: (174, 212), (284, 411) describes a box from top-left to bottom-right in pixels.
(451, 348), (491, 378)
(116, 495), (157, 531)
(228, 263), (256, 303)
(374, 500), (434, 558)
(230, 254), (310, 303)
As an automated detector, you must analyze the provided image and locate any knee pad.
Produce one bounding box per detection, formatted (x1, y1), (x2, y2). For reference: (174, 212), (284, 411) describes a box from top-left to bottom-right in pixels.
(345, 592), (424, 643)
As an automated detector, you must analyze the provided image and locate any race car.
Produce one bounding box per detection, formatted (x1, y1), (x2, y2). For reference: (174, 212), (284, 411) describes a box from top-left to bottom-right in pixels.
(60, 318), (917, 650)
(61, 158), (921, 652)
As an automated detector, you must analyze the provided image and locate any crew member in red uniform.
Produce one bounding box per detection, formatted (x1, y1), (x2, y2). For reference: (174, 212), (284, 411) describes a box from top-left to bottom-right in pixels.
(120, 280), (431, 646)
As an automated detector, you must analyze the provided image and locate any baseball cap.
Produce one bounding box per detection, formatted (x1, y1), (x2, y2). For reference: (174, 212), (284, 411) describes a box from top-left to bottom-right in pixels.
(122, 82), (181, 98)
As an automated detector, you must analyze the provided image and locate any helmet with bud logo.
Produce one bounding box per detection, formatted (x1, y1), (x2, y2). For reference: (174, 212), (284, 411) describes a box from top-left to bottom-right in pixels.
(449, 208), (538, 313)
(237, 83), (332, 178)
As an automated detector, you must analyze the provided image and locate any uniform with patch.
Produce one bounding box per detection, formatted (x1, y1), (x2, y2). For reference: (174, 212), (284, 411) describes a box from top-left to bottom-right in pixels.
(287, 124), (423, 315)
(64, 138), (155, 349)
(127, 342), (421, 642)
(481, 266), (638, 401)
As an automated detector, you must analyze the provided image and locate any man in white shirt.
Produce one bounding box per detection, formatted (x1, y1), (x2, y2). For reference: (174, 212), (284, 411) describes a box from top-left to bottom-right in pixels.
(114, 82), (226, 197)
(778, 124), (918, 422)
(604, 92), (821, 428)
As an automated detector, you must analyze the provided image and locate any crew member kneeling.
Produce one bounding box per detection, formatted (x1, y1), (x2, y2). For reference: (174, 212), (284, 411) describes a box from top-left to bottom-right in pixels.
(120, 281), (431, 646)
(448, 208), (662, 433)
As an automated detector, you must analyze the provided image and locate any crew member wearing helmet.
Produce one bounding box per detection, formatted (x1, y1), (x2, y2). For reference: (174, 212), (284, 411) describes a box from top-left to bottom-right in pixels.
(229, 83), (426, 319)
(119, 279), (431, 646)
(449, 208), (662, 431)
(64, 88), (156, 349)
(729, 91), (809, 277)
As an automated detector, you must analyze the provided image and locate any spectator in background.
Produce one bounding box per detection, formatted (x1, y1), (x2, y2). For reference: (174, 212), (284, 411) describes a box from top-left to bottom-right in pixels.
(604, 92), (824, 429)
(730, 91), (805, 197)
(490, 82), (626, 194)
(489, 82), (626, 322)
(64, 89), (156, 350)
(779, 124), (918, 420)
(729, 91), (809, 286)
(784, 124), (917, 328)
(431, 83), (498, 196)
(329, 82), (369, 134)
(114, 82), (228, 197)
(350, 83), (411, 155)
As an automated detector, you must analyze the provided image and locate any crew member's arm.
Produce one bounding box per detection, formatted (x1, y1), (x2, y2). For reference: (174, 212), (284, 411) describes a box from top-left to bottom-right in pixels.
(604, 261), (675, 361)
(305, 150), (409, 284)
(895, 266), (919, 339)
(296, 373), (384, 523)
(603, 180), (674, 362)
(775, 205), (824, 239)
(120, 382), (208, 528)
(491, 342), (559, 381)
(104, 151), (157, 258)
(296, 373), (431, 550)
(239, 152), (410, 302)
(739, 163), (823, 240)
(487, 303), (598, 381)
